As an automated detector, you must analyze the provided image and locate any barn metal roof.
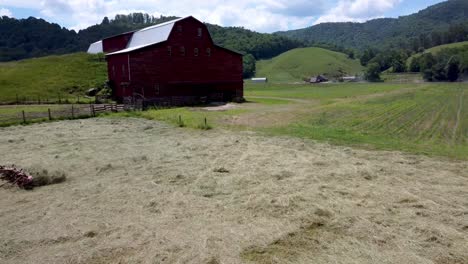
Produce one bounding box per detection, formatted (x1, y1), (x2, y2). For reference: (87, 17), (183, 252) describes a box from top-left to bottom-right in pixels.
(87, 40), (103, 54)
(106, 17), (186, 56)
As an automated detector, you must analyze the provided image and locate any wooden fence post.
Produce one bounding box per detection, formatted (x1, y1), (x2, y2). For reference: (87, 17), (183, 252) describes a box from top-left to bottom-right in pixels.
(48, 108), (52, 120)
(90, 104), (96, 117)
(22, 111), (26, 124)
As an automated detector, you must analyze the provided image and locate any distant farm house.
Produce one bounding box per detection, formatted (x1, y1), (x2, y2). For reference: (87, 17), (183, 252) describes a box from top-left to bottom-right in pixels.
(87, 16), (243, 106)
(308, 75), (328, 83)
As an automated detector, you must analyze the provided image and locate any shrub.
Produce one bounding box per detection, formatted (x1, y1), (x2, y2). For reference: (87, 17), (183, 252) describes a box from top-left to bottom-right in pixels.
(447, 59), (460, 82)
(423, 69), (434, 81)
(365, 63), (382, 82)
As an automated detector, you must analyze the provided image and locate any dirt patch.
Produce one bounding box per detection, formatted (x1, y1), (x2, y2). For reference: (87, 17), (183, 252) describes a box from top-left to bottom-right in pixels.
(200, 103), (238, 111)
(0, 118), (467, 264)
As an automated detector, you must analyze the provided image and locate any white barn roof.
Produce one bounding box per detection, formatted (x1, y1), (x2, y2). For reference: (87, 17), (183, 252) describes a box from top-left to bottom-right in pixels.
(87, 40), (103, 54)
(106, 17), (186, 56)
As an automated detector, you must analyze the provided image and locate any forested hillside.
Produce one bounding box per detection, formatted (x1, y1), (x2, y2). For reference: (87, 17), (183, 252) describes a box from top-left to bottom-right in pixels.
(276, 0), (468, 51)
(0, 13), (303, 77)
(0, 14), (178, 61)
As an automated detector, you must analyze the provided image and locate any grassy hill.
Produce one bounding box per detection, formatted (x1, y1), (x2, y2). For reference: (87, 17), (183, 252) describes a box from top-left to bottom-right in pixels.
(407, 41), (468, 67)
(412, 41), (468, 58)
(0, 53), (107, 103)
(255, 47), (363, 83)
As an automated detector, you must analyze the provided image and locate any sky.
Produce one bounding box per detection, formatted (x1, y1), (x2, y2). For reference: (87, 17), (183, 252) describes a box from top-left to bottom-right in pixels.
(0, 0), (447, 33)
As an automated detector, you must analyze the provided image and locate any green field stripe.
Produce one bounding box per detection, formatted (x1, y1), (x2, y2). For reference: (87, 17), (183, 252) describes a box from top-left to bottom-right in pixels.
(360, 101), (419, 133)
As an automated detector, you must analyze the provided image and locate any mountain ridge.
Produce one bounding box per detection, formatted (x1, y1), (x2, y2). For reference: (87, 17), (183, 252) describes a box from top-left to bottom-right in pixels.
(275, 0), (468, 51)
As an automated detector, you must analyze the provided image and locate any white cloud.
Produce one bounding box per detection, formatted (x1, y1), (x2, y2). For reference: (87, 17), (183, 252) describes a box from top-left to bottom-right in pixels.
(0, 0), (323, 32)
(0, 7), (12, 17)
(315, 0), (401, 24)
(0, 1), (40, 9)
(0, 0), (403, 31)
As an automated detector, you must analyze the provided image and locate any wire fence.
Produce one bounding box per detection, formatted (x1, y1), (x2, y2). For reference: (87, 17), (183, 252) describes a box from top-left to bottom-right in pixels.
(0, 104), (128, 126)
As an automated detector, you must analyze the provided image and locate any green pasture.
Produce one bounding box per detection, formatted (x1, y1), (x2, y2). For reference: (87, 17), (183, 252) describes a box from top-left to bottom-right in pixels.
(120, 82), (467, 159)
(0, 52), (107, 103)
(255, 47), (363, 83)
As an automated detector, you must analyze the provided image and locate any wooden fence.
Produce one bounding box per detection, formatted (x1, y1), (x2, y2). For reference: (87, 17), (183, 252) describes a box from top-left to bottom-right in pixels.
(1, 94), (115, 106)
(0, 104), (127, 126)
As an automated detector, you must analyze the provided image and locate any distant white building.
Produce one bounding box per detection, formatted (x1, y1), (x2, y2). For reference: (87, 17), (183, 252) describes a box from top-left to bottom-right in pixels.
(251, 77), (268, 83)
(342, 76), (357, 82)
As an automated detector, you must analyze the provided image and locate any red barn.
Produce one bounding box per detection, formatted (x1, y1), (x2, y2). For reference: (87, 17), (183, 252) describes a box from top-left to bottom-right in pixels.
(87, 16), (243, 106)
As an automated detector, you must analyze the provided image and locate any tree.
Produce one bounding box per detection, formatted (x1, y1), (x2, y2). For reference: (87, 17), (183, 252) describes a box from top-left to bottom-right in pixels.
(369, 53), (392, 71)
(423, 69), (434, 81)
(391, 51), (407, 73)
(242, 54), (256, 78)
(102, 17), (110, 25)
(432, 63), (447, 81)
(392, 60), (406, 73)
(365, 63), (382, 82)
(409, 57), (421, 72)
(360, 48), (376, 66)
(447, 58), (460, 82)
(420, 53), (436, 72)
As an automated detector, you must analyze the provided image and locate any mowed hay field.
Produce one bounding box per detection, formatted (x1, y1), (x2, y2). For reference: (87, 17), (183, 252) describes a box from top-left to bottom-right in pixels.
(0, 118), (467, 264)
(0, 82), (467, 263)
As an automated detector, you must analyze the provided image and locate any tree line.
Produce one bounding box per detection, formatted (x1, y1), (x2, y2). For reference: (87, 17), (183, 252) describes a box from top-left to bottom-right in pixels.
(361, 22), (468, 82)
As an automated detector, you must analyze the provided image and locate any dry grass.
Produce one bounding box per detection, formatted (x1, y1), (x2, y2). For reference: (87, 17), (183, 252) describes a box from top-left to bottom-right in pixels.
(26, 167), (67, 187)
(0, 118), (466, 264)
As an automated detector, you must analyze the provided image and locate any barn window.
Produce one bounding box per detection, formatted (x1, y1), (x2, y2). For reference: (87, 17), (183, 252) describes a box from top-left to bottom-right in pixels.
(177, 25), (183, 32)
(206, 48), (211, 57)
(122, 64), (126, 76)
(167, 46), (172, 56)
(180, 46), (185, 56)
(154, 84), (160, 95)
(194, 48), (199, 56)
(197, 28), (202, 37)
(112, 65), (116, 77)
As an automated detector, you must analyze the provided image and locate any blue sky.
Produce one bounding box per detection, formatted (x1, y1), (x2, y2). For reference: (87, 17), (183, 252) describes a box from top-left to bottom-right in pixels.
(0, 0), (446, 32)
